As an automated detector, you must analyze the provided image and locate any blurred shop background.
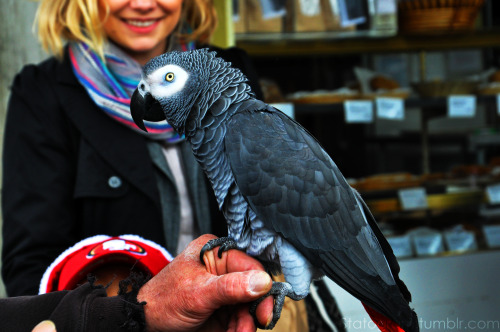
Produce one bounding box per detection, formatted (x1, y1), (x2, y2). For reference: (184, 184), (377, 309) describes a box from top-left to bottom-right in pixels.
(231, 1), (500, 331)
(2, 0), (500, 330)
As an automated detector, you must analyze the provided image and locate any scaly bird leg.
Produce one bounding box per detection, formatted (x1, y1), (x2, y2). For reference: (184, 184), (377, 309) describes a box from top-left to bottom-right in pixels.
(250, 281), (304, 330)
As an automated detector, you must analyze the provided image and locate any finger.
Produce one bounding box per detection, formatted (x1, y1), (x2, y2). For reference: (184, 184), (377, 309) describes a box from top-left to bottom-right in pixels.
(200, 307), (231, 332)
(255, 295), (275, 328)
(226, 311), (238, 332)
(184, 234), (218, 262)
(201, 244), (266, 276)
(202, 246), (219, 275)
(232, 305), (258, 332)
(32, 320), (56, 332)
(209, 270), (272, 307)
(225, 249), (266, 273)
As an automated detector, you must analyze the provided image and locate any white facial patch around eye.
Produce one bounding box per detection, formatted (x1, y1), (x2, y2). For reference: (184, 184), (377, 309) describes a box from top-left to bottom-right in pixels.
(137, 79), (149, 98)
(147, 64), (189, 99)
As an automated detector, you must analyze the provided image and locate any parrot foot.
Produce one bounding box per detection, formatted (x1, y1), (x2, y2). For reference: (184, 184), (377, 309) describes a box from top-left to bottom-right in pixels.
(199, 237), (239, 263)
(250, 281), (303, 330)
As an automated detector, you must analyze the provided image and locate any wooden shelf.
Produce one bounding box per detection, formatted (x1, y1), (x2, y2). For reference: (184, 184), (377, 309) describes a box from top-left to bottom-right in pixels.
(236, 29), (500, 56)
(292, 94), (498, 115)
(366, 190), (484, 215)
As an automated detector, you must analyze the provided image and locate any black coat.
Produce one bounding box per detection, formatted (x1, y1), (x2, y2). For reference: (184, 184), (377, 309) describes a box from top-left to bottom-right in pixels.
(2, 46), (263, 296)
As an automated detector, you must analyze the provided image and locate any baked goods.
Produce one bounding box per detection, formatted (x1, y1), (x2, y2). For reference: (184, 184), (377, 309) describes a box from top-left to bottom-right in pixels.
(370, 75), (400, 91)
(488, 70), (500, 83)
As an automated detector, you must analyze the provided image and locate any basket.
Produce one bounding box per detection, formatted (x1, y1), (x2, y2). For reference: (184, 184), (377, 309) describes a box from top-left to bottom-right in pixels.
(398, 0), (485, 33)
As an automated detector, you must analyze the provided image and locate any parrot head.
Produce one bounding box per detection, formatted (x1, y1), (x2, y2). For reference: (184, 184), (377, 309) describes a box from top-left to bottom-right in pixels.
(131, 49), (207, 134)
(131, 48), (244, 135)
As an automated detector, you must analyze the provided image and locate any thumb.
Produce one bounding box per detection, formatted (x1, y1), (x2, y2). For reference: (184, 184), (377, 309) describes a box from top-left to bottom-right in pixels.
(209, 270), (272, 306)
(32, 320), (56, 332)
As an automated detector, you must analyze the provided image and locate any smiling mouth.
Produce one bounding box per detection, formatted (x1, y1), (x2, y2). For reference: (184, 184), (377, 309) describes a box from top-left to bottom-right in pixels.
(124, 19), (158, 27)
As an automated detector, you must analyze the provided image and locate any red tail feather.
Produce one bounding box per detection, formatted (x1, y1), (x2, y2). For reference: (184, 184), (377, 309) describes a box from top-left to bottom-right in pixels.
(362, 303), (406, 332)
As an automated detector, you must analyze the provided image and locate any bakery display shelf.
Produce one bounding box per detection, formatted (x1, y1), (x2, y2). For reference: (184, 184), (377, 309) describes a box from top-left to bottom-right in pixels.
(290, 94), (497, 115)
(365, 189), (484, 215)
(236, 29), (500, 57)
(356, 171), (500, 215)
(288, 90), (411, 105)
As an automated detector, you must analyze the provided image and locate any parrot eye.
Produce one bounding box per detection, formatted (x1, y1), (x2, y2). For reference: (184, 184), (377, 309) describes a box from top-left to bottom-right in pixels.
(165, 72), (175, 82)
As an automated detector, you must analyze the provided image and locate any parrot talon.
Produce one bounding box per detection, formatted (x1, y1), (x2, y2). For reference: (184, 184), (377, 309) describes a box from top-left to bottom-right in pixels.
(249, 281), (297, 330)
(199, 237), (239, 263)
(217, 238), (238, 258)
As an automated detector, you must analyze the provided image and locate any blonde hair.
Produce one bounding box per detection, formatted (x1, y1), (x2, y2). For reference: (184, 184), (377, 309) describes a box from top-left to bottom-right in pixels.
(35, 0), (217, 59)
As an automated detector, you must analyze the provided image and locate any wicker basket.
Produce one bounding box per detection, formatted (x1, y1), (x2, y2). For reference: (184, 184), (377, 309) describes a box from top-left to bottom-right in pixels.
(399, 0), (485, 33)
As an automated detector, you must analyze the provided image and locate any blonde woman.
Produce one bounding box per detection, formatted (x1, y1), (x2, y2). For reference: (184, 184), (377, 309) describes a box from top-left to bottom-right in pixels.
(3, 0), (262, 294)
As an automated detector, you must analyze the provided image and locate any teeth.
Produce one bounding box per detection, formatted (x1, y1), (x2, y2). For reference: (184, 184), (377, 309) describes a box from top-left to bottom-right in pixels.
(126, 20), (156, 27)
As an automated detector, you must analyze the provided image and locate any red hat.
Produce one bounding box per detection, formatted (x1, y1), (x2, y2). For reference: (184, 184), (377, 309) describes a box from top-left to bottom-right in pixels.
(39, 235), (173, 294)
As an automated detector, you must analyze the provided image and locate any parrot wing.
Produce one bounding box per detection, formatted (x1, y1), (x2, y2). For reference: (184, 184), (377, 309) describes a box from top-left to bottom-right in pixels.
(224, 105), (415, 328)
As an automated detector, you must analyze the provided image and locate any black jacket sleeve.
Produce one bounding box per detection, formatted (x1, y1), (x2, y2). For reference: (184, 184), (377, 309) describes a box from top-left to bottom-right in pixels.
(2, 62), (80, 296)
(0, 283), (145, 332)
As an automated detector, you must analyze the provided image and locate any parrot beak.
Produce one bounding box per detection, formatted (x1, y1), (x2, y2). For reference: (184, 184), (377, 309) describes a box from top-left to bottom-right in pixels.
(130, 88), (167, 132)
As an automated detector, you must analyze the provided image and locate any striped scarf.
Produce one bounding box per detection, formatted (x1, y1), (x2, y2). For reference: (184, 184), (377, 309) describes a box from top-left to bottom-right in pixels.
(68, 40), (195, 142)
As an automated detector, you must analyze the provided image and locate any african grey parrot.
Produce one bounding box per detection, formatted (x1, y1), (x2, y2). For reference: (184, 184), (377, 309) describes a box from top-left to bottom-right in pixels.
(130, 49), (419, 332)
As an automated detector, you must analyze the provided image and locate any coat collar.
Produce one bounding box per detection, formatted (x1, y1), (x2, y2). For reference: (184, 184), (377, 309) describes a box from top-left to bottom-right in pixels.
(54, 51), (160, 206)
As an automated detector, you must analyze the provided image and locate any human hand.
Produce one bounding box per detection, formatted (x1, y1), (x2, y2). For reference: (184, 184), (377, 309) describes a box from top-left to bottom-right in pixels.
(31, 320), (56, 332)
(137, 234), (274, 332)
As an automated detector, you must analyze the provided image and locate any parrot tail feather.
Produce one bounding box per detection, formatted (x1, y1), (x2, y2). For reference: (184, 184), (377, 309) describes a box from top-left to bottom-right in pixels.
(362, 303), (417, 332)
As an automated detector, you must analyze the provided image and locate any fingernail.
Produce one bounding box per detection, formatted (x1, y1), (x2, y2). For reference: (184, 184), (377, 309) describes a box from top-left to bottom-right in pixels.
(249, 272), (271, 295)
(32, 320), (56, 332)
(266, 313), (274, 328)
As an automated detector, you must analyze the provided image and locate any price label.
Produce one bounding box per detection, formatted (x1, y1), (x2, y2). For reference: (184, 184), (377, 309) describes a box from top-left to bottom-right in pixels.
(483, 225), (500, 248)
(344, 100), (373, 123)
(376, 0), (397, 14)
(447, 95), (476, 118)
(414, 234), (444, 256)
(376, 97), (404, 120)
(387, 236), (413, 258)
(486, 183), (500, 204)
(444, 231), (477, 252)
(299, 0), (321, 16)
(260, 0), (286, 19)
(398, 187), (428, 210)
